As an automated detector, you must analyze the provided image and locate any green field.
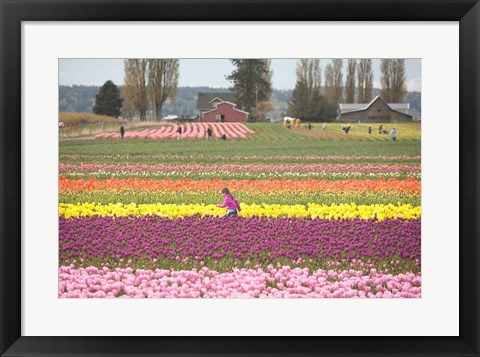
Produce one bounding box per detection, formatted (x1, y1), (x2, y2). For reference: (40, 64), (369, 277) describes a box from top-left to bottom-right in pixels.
(60, 122), (421, 165)
(59, 121), (422, 299)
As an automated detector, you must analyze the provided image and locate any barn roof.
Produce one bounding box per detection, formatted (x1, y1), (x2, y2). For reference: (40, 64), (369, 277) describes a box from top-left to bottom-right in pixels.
(202, 101), (249, 115)
(339, 95), (411, 116)
(196, 92), (237, 110)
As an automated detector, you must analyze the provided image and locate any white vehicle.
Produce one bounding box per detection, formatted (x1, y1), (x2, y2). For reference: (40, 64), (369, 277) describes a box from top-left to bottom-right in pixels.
(164, 115), (178, 120)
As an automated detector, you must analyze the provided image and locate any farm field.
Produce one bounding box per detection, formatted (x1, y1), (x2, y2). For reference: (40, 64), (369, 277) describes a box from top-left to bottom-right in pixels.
(59, 122), (421, 298)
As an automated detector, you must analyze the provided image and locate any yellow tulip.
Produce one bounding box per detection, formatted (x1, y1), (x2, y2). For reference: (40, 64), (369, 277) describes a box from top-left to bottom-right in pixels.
(59, 202), (420, 220)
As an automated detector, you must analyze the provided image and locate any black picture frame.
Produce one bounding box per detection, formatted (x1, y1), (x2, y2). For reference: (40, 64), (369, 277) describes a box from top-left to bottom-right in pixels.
(1, 0), (479, 356)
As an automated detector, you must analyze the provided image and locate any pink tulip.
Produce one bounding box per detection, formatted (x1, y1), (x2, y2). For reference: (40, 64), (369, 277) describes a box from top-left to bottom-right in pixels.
(58, 266), (421, 299)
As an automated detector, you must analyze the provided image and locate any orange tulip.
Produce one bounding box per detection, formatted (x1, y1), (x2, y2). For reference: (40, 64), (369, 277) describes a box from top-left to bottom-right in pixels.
(59, 176), (420, 196)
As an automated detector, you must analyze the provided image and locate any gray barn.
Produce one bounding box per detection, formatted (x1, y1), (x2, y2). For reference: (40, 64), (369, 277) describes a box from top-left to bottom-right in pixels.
(338, 96), (413, 123)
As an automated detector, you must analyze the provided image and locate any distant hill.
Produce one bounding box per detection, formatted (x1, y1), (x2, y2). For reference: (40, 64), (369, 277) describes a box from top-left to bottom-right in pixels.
(59, 85), (421, 119)
(59, 85), (99, 113)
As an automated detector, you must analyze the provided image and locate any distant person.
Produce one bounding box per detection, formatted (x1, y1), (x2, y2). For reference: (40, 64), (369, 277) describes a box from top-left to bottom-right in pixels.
(308, 122), (312, 130)
(221, 134), (227, 141)
(378, 125), (383, 134)
(217, 187), (241, 218)
(345, 125), (351, 134)
(391, 127), (397, 142)
(322, 122), (327, 131)
(206, 127), (213, 140)
(368, 126), (372, 135)
(177, 123), (182, 140)
(120, 125), (125, 140)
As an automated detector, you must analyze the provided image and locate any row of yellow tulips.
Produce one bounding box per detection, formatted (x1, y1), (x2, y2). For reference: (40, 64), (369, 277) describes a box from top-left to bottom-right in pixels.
(59, 202), (421, 221)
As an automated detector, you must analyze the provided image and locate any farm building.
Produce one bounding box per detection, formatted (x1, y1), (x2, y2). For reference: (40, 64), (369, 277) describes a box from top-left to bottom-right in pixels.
(338, 96), (413, 123)
(197, 92), (236, 116)
(201, 101), (249, 122)
(196, 92), (249, 122)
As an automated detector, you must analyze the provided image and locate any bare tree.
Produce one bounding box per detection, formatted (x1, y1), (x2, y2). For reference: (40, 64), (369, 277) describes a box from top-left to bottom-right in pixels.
(123, 59), (180, 121)
(119, 87), (136, 120)
(391, 59), (407, 102)
(296, 59), (321, 94)
(380, 59), (392, 102)
(345, 59), (356, 103)
(333, 59), (343, 103)
(324, 63), (334, 104)
(123, 59), (148, 121)
(357, 59), (373, 103)
(148, 59), (179, 121)
(324, 59), (343, 105)
(381, 59), (406, 102)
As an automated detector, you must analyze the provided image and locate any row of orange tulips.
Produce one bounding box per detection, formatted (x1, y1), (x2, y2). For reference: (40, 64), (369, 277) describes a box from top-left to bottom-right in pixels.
(60, 176), (421, 195)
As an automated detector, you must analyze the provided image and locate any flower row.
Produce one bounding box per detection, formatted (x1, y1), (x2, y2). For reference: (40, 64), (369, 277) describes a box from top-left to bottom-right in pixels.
(60, 216), (421, 263)
(95, 122), (255, 140)
(59, 265), (421, 298)
(59, 202), (421, 220)
(59, 177), (420, 195)
(59, 163), (421, 174)
(59, 191), (421, 207)
(61, 170), (421, 181)
(60, 153), (420, 165)
(60, 153), (421, 162)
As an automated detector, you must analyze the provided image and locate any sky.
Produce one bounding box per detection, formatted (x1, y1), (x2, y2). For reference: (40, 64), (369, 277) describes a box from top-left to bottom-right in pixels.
(59, 58), (422, 92)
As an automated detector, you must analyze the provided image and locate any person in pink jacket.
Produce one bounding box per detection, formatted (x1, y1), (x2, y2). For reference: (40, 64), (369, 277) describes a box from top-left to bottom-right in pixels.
(217, 188), (242, 217)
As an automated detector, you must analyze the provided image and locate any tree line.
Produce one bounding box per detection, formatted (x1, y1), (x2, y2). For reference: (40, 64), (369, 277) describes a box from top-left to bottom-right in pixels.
(287, 59), (408, 121)
(63, 58), (414, 121)
(122, 59), (179, 121)
(88, 59), (275, 121)
(60, 85), (421, 121)
(59, 85), (294, 119)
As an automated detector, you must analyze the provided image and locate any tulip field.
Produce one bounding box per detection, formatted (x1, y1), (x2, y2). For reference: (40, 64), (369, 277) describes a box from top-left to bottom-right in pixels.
(59, 122), (421, 298)
(95, 122), (255, 140)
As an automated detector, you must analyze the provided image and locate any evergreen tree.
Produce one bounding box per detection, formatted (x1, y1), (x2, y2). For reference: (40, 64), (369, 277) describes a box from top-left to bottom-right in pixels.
(92, 80), (123, 117)
(288, 76), (309, 117)
(309, 87), (337, 121)
(288, 59), (319, 118)
(226, 59), (272, 117)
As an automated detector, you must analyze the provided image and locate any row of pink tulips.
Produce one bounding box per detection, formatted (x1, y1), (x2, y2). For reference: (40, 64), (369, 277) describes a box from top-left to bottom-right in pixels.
(95, 122), (255, 140)
(59, 265), (421, 298)
(60, 154), (421, 161)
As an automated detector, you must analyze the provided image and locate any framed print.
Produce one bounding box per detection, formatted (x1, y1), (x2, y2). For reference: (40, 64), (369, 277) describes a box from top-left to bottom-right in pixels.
(1, 0), (479, 356)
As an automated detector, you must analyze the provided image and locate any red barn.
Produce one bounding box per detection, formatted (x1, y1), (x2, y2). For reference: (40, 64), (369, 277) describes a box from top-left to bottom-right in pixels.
(201, 101), (249, 122)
